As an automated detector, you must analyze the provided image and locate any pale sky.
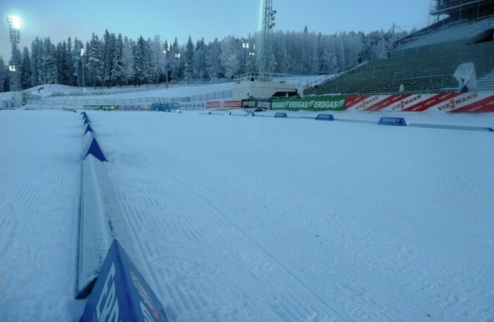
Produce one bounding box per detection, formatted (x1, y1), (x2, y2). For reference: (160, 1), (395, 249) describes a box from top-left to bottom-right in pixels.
(1, 0), (432, 60)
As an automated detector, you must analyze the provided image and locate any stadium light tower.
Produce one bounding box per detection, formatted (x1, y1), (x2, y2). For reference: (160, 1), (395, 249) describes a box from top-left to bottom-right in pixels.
(7, 15), (21, 48)
(7, 15), (21, 91)
(258, 0), (276, 79)
(163, 43), (171, 87)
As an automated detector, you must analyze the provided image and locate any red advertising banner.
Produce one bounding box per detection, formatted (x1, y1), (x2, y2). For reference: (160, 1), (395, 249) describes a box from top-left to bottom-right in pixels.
(205, 100), (242, 108)
(344, 92), (494, 113)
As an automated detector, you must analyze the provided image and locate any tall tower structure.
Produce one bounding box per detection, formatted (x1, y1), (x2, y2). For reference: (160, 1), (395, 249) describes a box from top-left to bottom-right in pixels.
(7, 16), (21, 91)
(234, 0), (297, 100)
(7, 16), (21, 48)
(258, 0), (276, 78)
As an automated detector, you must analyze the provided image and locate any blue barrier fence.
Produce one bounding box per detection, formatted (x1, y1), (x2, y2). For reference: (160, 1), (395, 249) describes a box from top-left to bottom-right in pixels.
(76, 113), (167, 322)
(378, 117), (407, 126)
(80, 239), (169, 322)
(274, 112), (288, 118)
(316, 114), (335, 121)
(85, 124), (93, 134)
(151, 102), (180, 112)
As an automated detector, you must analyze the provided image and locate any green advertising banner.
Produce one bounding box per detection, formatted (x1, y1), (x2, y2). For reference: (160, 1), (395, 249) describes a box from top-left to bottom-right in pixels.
(84, 105), (117, 111)
(271, 96), (346, 111)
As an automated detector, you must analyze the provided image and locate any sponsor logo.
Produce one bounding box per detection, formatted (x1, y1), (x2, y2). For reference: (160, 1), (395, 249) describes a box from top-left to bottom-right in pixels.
(130, 270), (163, 322)
(222, 100), (242, 108)
(206, 100), (242, 108)
(356, 96), (379, 110)
(257, 101), (271, 108)
(205, 101), (221, 108)
(438, 93), (478, 111)
(391, 94), (422, 110)
(242, 100), (256, 108)
(272, 101), (288, 109)
(94, 263), (119, 322)
(242, 99), (272, 109)
(313, 100), (344, 109)
(272, 98), (345, 110)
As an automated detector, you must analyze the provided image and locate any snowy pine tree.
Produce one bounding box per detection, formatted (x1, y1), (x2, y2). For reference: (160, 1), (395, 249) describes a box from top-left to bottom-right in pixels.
(30, 38), (42, 86)
(0, 57), (9, 92)
(65, 37), (76, 85)
(134, 36), (151, 85)
(5, 26), (409, 88)
(103, 30), (116, 86)
(193, 38), (207, 81)
(206, 39), (222, 80)
(87, 34), (104, 87)
(40, 38), (58, 84)
(111, 34), (125, 86)
(122, 37), (135, 85)
(184, 36), (194, 82)
(149, 36), (164, 85)
(169, 38), (182, 81)
(20, 47), (32, 89)
(56, 40), (73, 85)
(272, 32), (289, 74)
(72, 39), (84, 87)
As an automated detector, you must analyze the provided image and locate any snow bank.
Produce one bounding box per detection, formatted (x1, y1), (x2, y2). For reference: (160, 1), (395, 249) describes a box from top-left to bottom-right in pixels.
(76, 113), (136, 298)
(76, 154), (113, 297)
(0, 110), (85, 321)
(88, 111), (494, 321)
(1, 105), (493, 321)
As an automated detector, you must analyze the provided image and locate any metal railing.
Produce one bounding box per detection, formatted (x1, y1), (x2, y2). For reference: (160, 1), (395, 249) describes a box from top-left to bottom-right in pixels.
(24, 89), (234, 108)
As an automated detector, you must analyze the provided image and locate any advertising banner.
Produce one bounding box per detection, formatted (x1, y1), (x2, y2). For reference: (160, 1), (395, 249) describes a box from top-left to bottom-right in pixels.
(222, 100), (242, 108)
(83, 105), (151, 111)
(344, 92), (494, 113)
(151, 103), (180, 111)
(84, 105), (118, 111)
(80, 239), (169, 322)
(205, 101), (222, 108)
(241, 99), (272, 109)
(205, 100), (242, 108)
(271, 96), (346, 111)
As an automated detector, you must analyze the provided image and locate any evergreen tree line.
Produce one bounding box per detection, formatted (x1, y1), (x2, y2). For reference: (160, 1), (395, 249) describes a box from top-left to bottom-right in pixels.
(0, 27), (409, 92)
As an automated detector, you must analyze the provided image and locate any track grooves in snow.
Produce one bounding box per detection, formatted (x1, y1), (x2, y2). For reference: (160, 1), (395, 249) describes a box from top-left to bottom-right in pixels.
(1, 111), (84, 321)
(84, 111), (494, 321)
(172, 167), (437, 321)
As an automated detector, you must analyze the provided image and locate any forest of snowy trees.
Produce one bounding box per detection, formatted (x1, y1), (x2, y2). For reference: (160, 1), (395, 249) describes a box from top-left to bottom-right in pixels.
(0, 27), (409, 92)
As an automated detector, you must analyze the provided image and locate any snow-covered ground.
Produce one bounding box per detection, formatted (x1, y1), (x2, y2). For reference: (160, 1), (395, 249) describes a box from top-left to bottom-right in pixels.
(1, 85), (494, 321)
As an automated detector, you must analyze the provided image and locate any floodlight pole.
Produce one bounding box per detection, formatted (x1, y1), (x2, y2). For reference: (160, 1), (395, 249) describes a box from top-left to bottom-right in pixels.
(80, 48), (86, 87)
(242, 42), (249, 74)
(163, 43), (170, 87)
(7, 16), (21, 91)
(7, 16), (20, 48)
(175, 52), (180, 81)
(259, 0), (276, 80)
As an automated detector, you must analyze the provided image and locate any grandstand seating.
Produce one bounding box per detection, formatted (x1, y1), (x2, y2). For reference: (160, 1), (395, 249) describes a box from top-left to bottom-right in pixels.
(306, 16), (494, 95)
(306, 0), (494, 96)
(477, 70), (494, 90)
(398, 17), (494, 50)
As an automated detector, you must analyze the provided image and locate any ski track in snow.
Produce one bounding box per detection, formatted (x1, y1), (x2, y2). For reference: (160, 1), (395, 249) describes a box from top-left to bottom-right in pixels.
(0, 111), (85, 321)
(1, 109), (493, 321)
(88, 111), (493, 321)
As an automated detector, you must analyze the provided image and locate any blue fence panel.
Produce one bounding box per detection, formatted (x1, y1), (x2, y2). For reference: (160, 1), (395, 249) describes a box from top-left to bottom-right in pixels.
(80, 240), (169, 322)
(315, 114), (334, 121)
(378, 117), (407, 126)
(274, 112), (288, 118)
(84, 138), (108, 162)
